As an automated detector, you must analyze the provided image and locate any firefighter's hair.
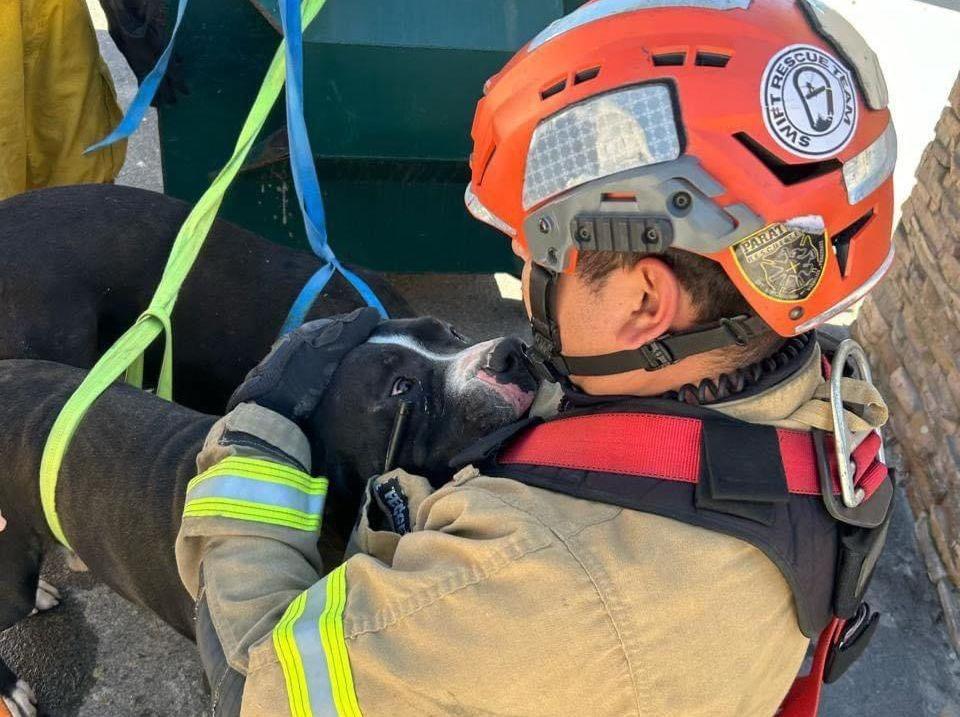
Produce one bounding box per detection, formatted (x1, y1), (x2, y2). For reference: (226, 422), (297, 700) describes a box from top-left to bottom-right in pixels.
(576, 250), (782, 365)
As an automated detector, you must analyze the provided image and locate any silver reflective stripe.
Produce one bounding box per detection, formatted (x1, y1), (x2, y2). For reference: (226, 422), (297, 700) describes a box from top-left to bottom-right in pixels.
(522, 83), (682, 210)
(798, 0), (888, 110)
(183, 457), (327, 532)
(273, 566), (361, 717)
(292, 586), (337, 717)
(528, 0), (751, 52)
(186, 475), (326, 517)
(795, 244), (895, 333)
(843, 121), (897, 205)
(464, 184), (517, 236)
(274, 583), (337, 716)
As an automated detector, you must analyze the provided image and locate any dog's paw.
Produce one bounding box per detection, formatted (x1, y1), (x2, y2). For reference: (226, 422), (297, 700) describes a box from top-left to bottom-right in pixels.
(29, 579), (61, 616)
(1, 679), (37, 717)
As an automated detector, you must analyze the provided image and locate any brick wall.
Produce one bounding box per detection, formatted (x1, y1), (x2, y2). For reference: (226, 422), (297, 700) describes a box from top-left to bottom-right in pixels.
(853, 72), (960, 594)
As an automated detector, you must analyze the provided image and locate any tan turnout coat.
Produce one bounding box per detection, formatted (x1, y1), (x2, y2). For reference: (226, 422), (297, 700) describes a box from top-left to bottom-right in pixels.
(177, 343), (886, 716)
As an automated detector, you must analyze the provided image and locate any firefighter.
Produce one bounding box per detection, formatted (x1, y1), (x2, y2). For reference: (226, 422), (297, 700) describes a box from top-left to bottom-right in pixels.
(176, 1), (897, 714)
(0, 0), (125, 198)
(0, 0), (180, 199)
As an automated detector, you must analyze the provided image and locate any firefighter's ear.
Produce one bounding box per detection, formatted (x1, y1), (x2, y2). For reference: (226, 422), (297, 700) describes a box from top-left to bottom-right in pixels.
(611, 257), (682, 349)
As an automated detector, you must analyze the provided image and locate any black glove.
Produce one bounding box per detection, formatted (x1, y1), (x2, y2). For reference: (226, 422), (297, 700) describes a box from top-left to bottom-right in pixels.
(98, 0), (188, 106)
(227, 308), (381, 423)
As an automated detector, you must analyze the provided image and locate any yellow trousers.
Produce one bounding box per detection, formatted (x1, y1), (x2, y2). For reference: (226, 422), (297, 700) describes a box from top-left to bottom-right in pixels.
(0, 0), (126, 199)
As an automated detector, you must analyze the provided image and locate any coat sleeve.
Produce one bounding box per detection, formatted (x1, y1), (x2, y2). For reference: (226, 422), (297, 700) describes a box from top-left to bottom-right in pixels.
(238, 474), (639, 717)
(175, 403), (327, 674)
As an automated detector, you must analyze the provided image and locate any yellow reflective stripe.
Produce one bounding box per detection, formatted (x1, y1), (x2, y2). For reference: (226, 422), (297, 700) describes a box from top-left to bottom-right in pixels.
(271, 566), (361, 717)
(187, 456), (325, 494)
(320, 566), (361, 716)
(192, 456), (322, 487)
(182, 497), (321, 531)
(275, 592), (313, 717)
(188, 468), (327, 495)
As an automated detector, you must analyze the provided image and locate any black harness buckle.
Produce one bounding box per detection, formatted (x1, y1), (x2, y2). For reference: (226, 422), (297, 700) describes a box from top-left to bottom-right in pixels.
(824, 602), (880, 684)
(812, 428), (892, 530)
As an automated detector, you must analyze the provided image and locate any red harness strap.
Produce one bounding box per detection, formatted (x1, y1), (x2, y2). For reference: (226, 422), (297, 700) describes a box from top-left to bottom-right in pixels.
(777, 618), (845, 717)
(501, 411), (885, 717)
(499, 412), (887, 500)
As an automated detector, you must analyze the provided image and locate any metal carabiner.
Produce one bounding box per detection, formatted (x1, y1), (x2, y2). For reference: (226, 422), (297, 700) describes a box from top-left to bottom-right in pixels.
(829, 339), (883, 509)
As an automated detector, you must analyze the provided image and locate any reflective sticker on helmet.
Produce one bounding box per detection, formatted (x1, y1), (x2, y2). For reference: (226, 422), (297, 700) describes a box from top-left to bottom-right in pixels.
(761, 44), (859, 158)
(522, 83), (681, 210)
(731, 223), (827, 302)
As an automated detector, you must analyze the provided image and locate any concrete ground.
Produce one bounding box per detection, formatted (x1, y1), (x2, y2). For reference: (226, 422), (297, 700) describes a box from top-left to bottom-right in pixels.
(2, 1), (960, 715)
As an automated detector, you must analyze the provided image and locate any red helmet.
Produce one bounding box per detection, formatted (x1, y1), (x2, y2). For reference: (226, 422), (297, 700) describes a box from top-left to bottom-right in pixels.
(467, 0), (895, 377)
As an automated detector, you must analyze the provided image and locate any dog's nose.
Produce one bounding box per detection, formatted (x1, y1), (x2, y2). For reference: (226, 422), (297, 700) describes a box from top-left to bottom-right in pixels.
(485, 338), (532, 381)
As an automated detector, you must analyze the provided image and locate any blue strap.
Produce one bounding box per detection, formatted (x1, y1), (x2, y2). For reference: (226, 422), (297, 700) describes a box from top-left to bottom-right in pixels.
(85, 0), (190, 153)
(279, 262), (335, 335)
(277, 0), (388, 331)
(89, 0), (389, 332)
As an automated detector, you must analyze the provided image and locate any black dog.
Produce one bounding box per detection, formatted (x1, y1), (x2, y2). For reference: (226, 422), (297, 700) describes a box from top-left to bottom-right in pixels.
(0, 184), (411, 415)
(0, 318), (537, 717)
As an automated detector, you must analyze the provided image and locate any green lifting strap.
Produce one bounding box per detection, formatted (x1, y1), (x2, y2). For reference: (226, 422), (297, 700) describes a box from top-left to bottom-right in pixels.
(39, 0), (329, 548)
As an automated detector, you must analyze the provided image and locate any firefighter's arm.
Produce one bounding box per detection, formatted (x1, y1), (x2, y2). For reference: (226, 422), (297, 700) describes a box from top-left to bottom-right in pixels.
(176, 309), (382, 676)
(238, 474), (637, 717)
(175, 402), (327, 674)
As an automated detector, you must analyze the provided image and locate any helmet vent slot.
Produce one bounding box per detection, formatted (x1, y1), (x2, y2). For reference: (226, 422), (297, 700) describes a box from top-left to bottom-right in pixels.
(652, 52), (687, 67)
(734, 132), (842, 185)
(540, 79), (568, 100)
(574, 66), (601, 85)
(695, 51), (730, 67)
(601, 192), (637, 203)
(832, 209), (875, 276)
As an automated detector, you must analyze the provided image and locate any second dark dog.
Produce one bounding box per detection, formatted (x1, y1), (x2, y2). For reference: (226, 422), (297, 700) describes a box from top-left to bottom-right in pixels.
(0, 184), (411, 414)
(0, 317), (537, 717)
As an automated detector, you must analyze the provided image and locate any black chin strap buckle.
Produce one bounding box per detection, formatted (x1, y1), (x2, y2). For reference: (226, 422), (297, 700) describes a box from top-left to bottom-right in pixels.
(525, 264), (568, 383)
(524, 334), (566, 383)
(637, 339), (675, 371)
(720, 316), (759, 346)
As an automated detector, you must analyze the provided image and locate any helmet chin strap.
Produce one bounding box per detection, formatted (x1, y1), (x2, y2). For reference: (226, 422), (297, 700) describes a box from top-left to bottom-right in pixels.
(524, 263), (770, 382)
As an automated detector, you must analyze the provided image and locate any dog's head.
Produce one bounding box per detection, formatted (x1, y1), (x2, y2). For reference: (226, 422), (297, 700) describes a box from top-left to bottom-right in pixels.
(307, 317), (538, 527)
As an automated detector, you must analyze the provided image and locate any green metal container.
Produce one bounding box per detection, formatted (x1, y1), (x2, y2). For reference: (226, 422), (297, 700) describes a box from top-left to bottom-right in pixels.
(159, 0), (587, 272)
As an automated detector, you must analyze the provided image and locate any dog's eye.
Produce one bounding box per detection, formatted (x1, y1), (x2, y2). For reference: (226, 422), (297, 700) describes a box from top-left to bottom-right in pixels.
(391, 377), (415, 397)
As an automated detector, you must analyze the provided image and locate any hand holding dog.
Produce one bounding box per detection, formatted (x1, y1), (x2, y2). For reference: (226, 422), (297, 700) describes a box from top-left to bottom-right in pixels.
(226, 308), (382, 424)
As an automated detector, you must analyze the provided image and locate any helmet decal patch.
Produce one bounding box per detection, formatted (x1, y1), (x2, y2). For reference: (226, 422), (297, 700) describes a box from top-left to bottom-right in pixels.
(761, 44), (858, 158)
(732, 223), (827, 302)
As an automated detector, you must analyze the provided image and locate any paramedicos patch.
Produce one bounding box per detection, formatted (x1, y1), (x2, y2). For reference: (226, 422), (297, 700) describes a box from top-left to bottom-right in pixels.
(761, 43), (858, 158)
(732, 223), (827, 302)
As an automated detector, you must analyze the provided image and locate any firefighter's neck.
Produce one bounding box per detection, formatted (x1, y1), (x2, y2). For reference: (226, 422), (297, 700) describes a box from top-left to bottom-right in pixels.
(552, 259), (751, 398)
(570, 344), (751, 398)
